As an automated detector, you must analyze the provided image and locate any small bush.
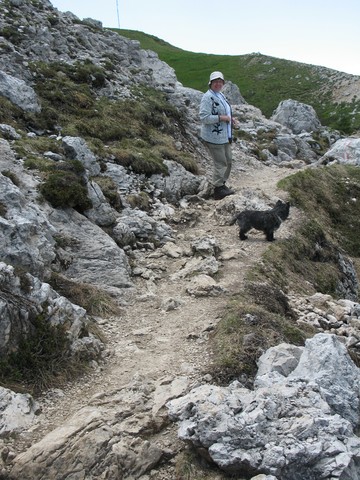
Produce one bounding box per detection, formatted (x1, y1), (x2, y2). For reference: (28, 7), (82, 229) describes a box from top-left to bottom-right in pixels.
(0, 314), (76, 394)
(23, 156), (54, 171)
(127, 191), (151, 210)
(40, 170), (92, 211)
(112, 148), (168, 176)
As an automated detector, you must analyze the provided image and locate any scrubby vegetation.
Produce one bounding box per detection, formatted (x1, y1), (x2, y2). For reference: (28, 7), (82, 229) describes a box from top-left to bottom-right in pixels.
(0, 59), (200, 210)
(0, 314), (80, 394)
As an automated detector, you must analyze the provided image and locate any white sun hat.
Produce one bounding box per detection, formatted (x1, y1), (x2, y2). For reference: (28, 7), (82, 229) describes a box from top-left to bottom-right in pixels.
(208, 71), (225, 85)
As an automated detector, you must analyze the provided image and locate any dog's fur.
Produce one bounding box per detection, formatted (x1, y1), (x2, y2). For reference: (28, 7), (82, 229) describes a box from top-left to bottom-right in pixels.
(230, 200), (290, 241)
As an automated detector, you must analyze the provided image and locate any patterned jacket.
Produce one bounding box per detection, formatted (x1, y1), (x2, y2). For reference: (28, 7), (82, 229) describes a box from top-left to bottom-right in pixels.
(199, 89), (232, 144)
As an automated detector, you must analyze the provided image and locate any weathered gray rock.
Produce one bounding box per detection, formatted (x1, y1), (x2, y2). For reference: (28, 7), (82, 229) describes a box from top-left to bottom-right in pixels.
(62, 136), (101, 177)
(113, 208), (174, 248)
(271, 99), (322, 134)
(49, 208), (133, 289)
(101, 163), (139, 194)
(256, 343), (303, 378)
(191, 235), (220, 258)
(222, 80), (246, 105)
(251, 476), (278, 480)
(150, 160), (203, 203)
(0, 124), (21, 140)
(288, 334), (360, 425)
(10, 375), (189, 479)
(84, 180), (118, 227)
(274, 134), (318, 163)
(0, 387), (39, 437)
(0, 172), (56, 278)
(170, 256), (220, 280)
(186, 274), (227, 297)
(139, 49), (177, 92)
(0, 71), (40, 113)
(167, 334), (360, 479)
(318, 137), (360, 165)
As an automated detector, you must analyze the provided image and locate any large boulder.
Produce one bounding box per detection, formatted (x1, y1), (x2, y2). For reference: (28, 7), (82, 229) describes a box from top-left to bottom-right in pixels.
(0, 71), (41, 113)
(271, 99), (321, 134)
(49, 208), (133, 290)
(167, 334), (360, 479)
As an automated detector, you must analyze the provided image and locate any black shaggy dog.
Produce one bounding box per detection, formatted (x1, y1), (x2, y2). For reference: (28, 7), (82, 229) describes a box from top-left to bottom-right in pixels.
(230, 200), (290, 241)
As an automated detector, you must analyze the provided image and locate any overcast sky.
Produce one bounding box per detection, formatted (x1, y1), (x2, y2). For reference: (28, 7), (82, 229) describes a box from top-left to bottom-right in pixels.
(50, 0), (360, 76)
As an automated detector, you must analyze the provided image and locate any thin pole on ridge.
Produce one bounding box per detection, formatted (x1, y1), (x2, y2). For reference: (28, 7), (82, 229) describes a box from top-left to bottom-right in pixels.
(116, 0), (120, 28)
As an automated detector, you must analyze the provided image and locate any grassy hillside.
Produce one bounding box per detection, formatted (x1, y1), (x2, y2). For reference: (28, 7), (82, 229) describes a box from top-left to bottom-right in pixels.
(115, 29), (360, 134)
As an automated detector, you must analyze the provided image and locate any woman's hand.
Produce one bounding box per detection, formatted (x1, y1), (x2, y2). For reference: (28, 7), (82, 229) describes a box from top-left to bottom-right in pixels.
(219, 115), (231, 123)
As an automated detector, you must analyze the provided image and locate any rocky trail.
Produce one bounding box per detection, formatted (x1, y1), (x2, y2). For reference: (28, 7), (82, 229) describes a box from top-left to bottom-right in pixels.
(8, 150), (298, 479)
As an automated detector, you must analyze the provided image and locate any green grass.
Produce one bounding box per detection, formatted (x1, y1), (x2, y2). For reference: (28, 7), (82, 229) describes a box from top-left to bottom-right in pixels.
(116, 29), (360, 134)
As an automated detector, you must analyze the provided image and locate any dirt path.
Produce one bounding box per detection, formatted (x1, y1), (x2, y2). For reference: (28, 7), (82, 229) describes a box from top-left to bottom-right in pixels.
(14, 149), (297, 475)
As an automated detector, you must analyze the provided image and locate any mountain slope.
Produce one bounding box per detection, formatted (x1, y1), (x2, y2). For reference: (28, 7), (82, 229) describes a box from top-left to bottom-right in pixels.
(117, 28), (360, 134)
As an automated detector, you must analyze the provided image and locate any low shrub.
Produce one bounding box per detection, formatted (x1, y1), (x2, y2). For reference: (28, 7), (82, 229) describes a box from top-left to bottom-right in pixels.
(0, 314), (78, 394)
(40, 170), (92, 211)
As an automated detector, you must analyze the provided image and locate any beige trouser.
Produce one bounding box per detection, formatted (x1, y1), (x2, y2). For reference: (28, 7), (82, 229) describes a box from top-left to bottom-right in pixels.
(205, 142), (232, 187)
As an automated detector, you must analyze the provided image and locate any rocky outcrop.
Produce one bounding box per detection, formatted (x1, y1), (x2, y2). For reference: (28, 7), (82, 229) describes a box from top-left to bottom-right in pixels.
(0, 261), (102, 358)
(271, 99), (322, 134)
(0, 71), (40, 113)
(167, 334), (360, 479)
(0, 155), (56, 279)
(8, 375), (191, 480)
(318, 137), (360, 165)
(150, 160), (203, 203)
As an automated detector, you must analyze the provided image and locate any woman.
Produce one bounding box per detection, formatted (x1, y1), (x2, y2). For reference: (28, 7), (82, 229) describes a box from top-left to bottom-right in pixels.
(199, 71), (235, 200)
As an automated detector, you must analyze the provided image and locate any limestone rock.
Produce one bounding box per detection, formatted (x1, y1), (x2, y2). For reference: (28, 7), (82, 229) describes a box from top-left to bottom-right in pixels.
(150, 160), (203, 203)
(271, 99), (322, 134)
(167, 334), (360, 479)
(9, 376), (184, 479)
(0, 71), (40, 113)
(62, 136), (101, 177)
(318, 137), (360, 166)
(0, 387), (39, 437)
(186, 274), (226, 298)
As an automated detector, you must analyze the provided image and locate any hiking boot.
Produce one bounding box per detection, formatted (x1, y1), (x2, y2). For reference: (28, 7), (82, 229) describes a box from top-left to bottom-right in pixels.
(223, 184), (235, 195)
(213, 185), (232, 200)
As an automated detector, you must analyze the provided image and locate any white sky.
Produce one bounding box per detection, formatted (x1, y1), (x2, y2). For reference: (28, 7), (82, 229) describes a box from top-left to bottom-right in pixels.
(50, 0), (360, 76)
